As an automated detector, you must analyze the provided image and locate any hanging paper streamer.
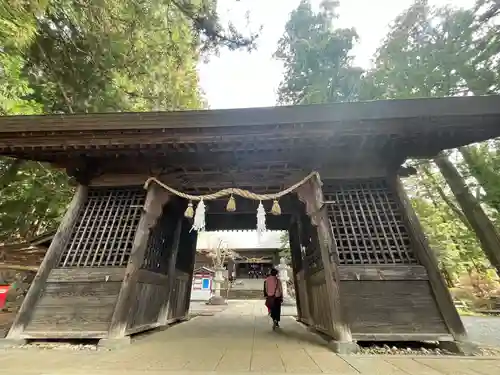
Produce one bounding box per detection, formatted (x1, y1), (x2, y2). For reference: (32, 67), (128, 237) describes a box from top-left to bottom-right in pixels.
(256, 201), (266, 240)
(192, 199), (206, 232)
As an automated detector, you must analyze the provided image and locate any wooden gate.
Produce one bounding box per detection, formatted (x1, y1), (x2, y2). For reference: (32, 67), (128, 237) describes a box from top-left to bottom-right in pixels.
(167, 217), (198, 322)
(294, 176), (353, 343)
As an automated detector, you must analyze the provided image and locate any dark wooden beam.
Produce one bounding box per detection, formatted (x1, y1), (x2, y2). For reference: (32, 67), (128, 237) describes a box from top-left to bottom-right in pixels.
(205, 213), (291, 231)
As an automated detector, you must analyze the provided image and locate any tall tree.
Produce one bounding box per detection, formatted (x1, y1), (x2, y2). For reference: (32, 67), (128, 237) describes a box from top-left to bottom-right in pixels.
(433, 155), (500, 275)
(274, 0), (363, 105)
(359, 0), (500, 277)
(0, 0), (259, 243)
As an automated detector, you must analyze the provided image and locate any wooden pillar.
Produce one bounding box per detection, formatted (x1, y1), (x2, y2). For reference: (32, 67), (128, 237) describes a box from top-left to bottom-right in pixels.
(108, 184), (170, 339)
(157, 217), (183, 326)
(296, 176), (354, 347)
(393, 177), (468, 341)
(182, 222), (198, 317)
(7, 185), (88, 340)
(288, 216), (304, 321)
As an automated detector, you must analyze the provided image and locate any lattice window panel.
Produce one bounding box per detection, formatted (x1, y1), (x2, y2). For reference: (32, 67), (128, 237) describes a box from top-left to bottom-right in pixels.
(324, 179), (417, 265)
(58, 187), (146, 268)
(142, 206), (177, 274)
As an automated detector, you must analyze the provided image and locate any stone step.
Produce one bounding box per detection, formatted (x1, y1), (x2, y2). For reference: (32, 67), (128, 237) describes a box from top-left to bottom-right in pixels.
(227, 289), (264, 300)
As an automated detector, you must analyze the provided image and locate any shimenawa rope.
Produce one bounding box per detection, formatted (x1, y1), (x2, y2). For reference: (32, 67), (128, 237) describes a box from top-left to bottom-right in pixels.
(144, 171), (319, 233)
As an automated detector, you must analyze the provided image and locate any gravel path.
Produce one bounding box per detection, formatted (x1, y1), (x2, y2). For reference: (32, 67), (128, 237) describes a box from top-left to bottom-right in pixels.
(462, 315), (500, 347)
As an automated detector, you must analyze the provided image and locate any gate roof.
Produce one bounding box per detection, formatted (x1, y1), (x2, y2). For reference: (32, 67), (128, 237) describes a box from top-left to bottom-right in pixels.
(1, 96), (500, 194)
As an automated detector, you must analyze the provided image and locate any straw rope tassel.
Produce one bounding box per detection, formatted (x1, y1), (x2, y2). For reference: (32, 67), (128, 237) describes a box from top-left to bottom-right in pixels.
(271, 199), (281, 215)
(226, 195), (236, 212)
(184, 201), (194, 218)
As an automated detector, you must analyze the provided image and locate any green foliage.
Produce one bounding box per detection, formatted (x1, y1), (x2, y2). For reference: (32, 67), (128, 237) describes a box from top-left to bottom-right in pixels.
(274, 0), (363, 105)
(459, 143), (500, 220)
(0, 0), (256, 243)
(279, 231), (291, 262)
(24, 0), (204, 113)
(0, 161), (72, 242)
(406, 165), (488, 281)
(359, 0), (497, 100)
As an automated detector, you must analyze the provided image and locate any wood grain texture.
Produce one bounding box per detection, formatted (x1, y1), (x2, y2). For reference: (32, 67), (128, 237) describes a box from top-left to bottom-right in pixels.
(24, 281), (121, 334)
(340, 280), (449, 335)
(126, 282), (169, 330)
(7, 186), (88, 339)
(392, 177), (467, 341)
(136, 269), (169, 285)
(295, 270), (312, 325)
(338, 265), (428, 281)
(1, 96), (499, 132)
(297, 177), (353, 342)
(108, 184), (171, 338)
(158, 218), (183, 326)
(167, 271), (190, 321)
(48, 268), (126, 283)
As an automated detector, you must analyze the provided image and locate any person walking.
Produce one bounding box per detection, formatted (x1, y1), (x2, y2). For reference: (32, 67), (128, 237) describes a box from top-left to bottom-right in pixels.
(264, 268), (283, 329)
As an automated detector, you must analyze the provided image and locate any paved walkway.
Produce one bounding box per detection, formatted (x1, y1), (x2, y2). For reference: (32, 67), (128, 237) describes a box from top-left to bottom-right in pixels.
(0, 300), (499, 374)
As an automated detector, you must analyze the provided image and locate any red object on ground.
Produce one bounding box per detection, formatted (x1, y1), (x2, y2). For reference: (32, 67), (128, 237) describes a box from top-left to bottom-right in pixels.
(0, 285), (10, 309)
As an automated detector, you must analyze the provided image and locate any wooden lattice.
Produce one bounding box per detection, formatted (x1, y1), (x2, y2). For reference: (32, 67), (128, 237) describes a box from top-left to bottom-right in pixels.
(324, 179), (417, 265)
(142, 205), (177, 274)
(58, 187), (145, 268)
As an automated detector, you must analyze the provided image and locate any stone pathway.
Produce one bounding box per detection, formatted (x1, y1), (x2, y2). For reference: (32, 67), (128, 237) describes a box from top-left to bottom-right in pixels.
(462, 316), (500, 348)
(0, 300), (499, 374)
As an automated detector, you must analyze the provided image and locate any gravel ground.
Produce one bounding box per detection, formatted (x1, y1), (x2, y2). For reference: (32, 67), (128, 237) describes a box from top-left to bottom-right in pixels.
(462, 315), (500, 347)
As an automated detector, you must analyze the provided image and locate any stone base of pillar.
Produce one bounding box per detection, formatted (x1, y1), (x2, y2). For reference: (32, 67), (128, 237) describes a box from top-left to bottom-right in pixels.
(438, 340), (481, 356)
(327, 340), (359, 354)
(207, 295), (227, 305)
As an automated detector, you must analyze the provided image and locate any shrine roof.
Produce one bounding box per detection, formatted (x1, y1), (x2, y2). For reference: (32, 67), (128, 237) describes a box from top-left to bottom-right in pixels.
(1, 96), (499, 176)
(0, 95), (499, 133)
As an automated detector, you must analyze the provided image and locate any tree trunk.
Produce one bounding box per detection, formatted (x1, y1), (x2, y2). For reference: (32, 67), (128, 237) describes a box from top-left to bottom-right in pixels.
(434, 154), (500, 277)
(459, 146), (500, 214)
(420, 164), (470, 228)
(440, 263), (455, 288)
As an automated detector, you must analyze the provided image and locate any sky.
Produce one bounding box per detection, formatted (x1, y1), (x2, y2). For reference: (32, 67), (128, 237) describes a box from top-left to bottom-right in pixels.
(197, 230), (283, 250)
(198, 0), (476, 110)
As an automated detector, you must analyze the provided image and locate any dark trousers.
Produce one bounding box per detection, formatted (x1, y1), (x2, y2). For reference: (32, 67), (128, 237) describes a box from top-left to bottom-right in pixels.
(270, 298), (282, 322)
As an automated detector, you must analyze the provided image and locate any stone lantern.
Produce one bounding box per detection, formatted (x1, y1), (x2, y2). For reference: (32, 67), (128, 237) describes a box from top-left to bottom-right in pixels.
(276, 257), (294, 306)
